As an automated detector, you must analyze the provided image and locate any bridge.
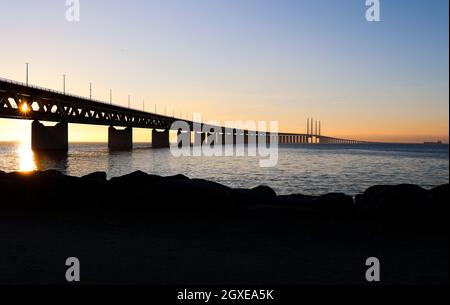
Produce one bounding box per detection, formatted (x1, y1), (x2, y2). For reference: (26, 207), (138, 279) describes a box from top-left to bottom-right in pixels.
(0, 77), (364, 150)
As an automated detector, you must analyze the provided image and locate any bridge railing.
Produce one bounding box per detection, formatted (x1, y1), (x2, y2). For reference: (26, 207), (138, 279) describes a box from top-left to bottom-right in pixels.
(0, 76), (159, 115)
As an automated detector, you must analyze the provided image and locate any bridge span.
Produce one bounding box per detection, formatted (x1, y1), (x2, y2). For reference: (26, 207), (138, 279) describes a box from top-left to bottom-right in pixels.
(0, 78), (364, 150)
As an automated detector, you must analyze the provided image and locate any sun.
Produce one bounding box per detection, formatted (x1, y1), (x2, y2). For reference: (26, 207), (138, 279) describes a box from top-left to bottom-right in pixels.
(20, 102), (30, 114)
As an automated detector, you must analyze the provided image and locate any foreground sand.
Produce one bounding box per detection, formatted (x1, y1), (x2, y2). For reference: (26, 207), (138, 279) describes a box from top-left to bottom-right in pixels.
(0, 170), (448, 285)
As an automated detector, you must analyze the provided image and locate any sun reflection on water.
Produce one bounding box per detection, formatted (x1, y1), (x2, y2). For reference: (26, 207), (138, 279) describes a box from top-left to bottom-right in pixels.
(17, 143), (37, 172)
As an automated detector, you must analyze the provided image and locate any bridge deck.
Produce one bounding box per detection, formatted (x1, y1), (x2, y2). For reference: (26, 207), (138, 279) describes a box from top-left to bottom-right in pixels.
(0, 77), (364, 144)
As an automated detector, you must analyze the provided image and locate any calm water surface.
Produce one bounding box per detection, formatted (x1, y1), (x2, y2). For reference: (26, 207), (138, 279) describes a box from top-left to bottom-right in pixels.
(0, 142), (448, 195)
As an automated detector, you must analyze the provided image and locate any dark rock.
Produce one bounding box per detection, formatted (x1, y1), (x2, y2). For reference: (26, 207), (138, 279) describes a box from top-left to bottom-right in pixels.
(109, 171), (163, 186)
(276, 194), (315, 206)
(0, 170), (110, 210)
(277, 193), (354, 215)
(252, 185), (277, 200)
(0, 171), (77, 208)
(231, 185), (277, 206)
(164, 174), (190, 181)
(135, 178), (236, 211)
(355, 184), (430, 217)
(312, 193), (355, 214)
(81, 172), (107, 183)
(428, 184), (449, 214)
(108, 171), (164, 200)
(36, 169), (65, 179)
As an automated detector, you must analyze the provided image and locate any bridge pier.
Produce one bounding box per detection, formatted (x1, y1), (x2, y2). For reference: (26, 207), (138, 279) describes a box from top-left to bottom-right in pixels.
(211, 132), (220, 146)
(152, 129), (170, 148)
(32, 120), (68, 151)
(221, 132), (227, 146)
(194, 132), (206, 146)
(260, 133), (272, 145)
(220, 129), (231, 146)
(108, 126), (133, 150)
(177, 129), (191, 148)
(244, 131), (249, 145)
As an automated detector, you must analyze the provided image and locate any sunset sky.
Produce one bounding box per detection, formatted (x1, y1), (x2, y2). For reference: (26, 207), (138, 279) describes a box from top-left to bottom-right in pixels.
(0, 0), (448, 143)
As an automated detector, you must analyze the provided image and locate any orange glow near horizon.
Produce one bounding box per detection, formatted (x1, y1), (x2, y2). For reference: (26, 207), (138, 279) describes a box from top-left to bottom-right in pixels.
(0, 118), (448, 144)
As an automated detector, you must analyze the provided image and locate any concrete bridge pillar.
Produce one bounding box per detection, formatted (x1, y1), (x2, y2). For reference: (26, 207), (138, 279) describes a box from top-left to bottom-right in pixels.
(194, 132), (206, 146)
(221, 132), (227, 146)
(221, 129), (233, 145)
(108, 126), (133, 150)
(32, 120), (68, 151)
(216, 132), (223, 145)
(152, 129), (169, 148)
(244, 130), (249, 145)
(255, 133), (261, 145)
(206, 132), (217, 146)
(251, 132), (257, 145)
(177, 129), (191, 148)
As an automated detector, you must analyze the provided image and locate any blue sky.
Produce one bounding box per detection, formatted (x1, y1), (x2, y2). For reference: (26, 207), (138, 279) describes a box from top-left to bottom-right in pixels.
(0, 0), (448, 142)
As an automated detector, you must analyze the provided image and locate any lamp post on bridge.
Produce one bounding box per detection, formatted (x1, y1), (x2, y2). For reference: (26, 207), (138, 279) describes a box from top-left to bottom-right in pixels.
(25, 62), (29, 86)
(110, 89), (112, 105)
(63, 74), (66, 94)
(89, 83), (92, 99)
(128, 95), (130, 109)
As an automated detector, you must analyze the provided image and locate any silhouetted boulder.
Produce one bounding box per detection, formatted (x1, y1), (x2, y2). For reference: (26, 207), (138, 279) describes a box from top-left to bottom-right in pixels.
(135, 178), (236, 211)
(0, 170), (113, 211)
(164, 174), (190, 181)
(37, 169), (65, 179)
(0, 171), (78, 209)
(81, 172), (107, 183)
(312, 193), (355, 214)
(276, 194), (315, 206)
(355, 184), (430, 217)
(276, 193), (354, 215)
(231, 185), (277, 206)
(253, 185), (277, 200)
(108, 171), (164, 199)
(428, 184), (449, 215)
(109, 170), (161, 186)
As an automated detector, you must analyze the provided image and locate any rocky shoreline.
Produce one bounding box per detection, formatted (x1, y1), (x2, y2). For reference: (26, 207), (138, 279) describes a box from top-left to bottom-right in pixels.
(0, 170), (448, 221)
(0, 170), (448, 284)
